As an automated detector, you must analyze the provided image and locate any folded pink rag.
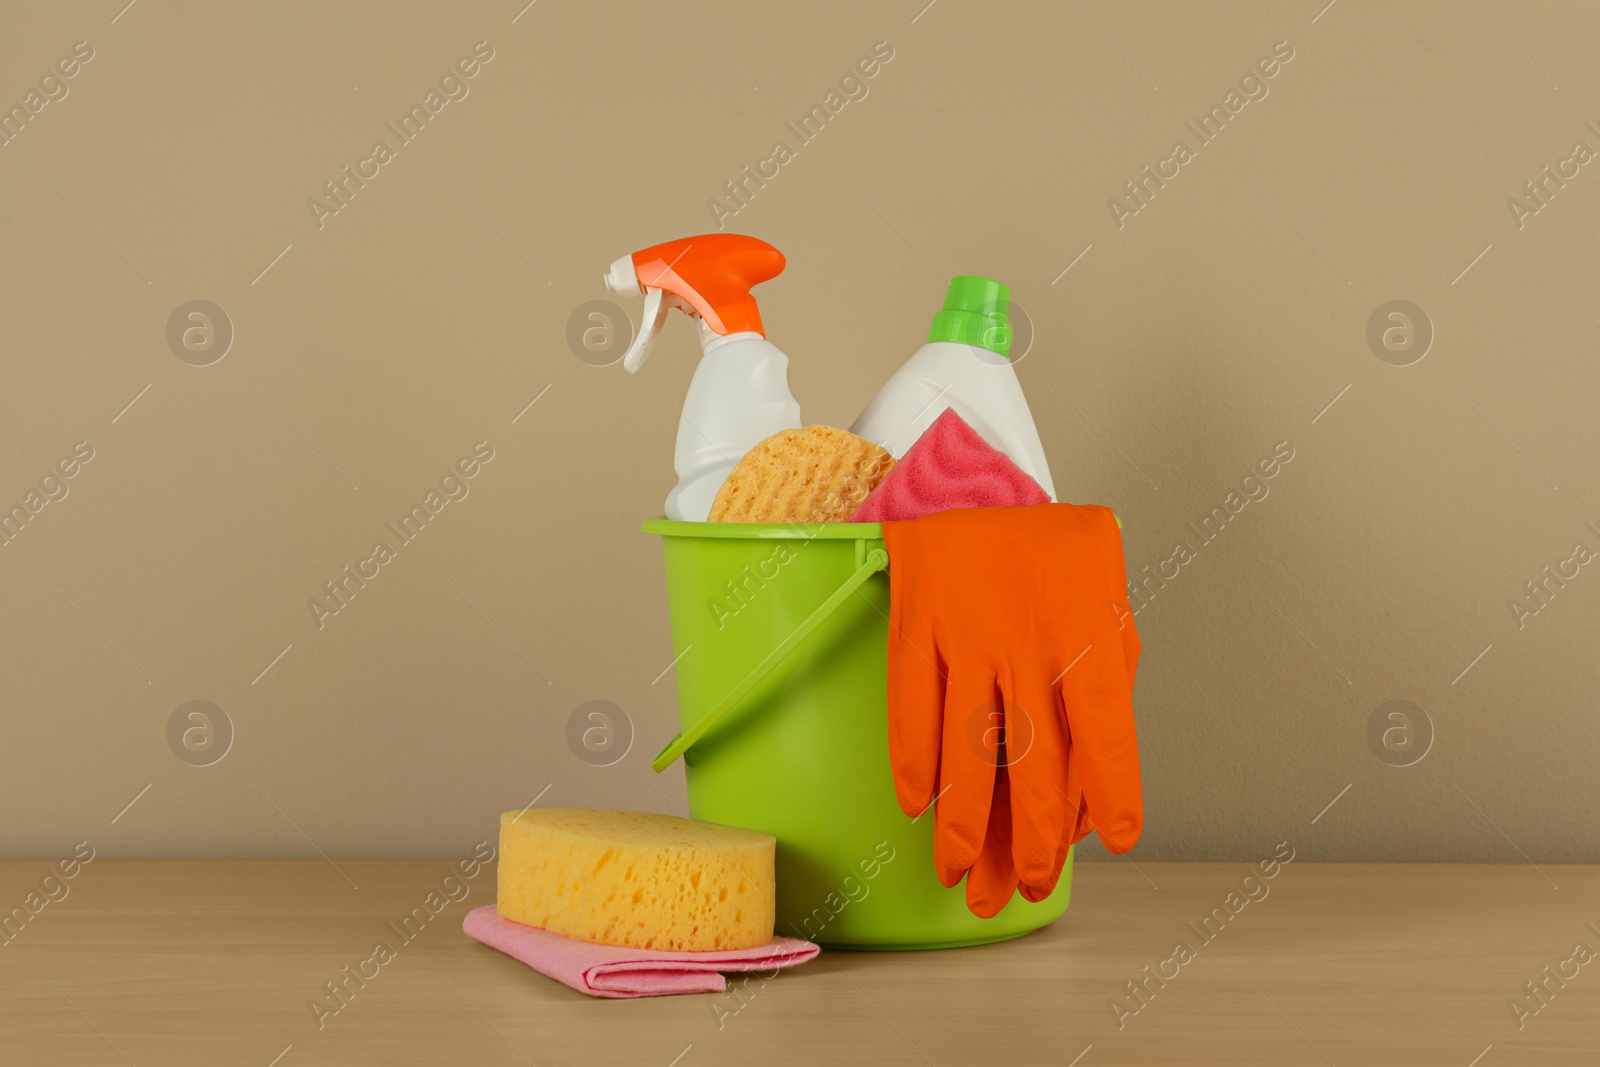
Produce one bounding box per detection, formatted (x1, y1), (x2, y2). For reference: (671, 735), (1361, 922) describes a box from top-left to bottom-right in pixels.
(463, 906), (820, 999)
(850, 408), (1050, 522)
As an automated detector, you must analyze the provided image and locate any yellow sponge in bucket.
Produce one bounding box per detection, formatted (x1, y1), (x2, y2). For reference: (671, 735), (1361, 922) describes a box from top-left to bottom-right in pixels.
(708, 425), (895, 523)
(497, 809), (776, 951)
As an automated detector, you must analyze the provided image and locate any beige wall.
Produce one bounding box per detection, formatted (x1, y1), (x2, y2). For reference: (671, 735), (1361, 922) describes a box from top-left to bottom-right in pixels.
(3, 1), (1596, 863)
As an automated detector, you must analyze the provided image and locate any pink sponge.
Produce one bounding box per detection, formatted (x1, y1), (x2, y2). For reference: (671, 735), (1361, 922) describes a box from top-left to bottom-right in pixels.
(849, 409), (1050, 522)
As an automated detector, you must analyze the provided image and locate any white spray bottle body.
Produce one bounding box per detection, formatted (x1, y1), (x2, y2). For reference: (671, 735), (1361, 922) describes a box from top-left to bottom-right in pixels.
(666, 323), (802, 522)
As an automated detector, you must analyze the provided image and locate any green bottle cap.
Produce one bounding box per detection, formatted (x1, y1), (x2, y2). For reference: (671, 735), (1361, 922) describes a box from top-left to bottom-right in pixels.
(927, 275), (1012, 358)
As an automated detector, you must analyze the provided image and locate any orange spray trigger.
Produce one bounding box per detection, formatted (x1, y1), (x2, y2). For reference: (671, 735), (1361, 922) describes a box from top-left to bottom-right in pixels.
(603, 234), (785, 374)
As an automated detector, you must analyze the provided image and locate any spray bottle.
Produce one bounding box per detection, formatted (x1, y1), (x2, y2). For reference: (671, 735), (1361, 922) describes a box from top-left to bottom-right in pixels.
(605, 234), (802, 521)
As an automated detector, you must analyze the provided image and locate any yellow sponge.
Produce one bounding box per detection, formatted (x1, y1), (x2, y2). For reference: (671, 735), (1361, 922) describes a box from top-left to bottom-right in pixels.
(497, 808), (776, 951)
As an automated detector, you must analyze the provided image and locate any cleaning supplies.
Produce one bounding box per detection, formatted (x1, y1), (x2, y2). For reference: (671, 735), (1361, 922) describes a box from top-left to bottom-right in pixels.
(882, 504), (1142, 916)
(463, 906), (818, 999)
(645, 517), (1073, 947)
(849, 409), (1048, 522)
(496, 808), (776, 951)
(605, 234), (802, 521)
(851, 276), (1057, 498)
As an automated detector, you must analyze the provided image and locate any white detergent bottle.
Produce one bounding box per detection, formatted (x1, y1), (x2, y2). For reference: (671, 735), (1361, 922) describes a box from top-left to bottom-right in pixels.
(605, 233), (802, 521)
(851, 275), (1057, 498)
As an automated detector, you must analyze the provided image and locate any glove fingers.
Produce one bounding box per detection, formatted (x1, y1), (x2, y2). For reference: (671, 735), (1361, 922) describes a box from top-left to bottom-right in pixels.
(885, 607), (946, 820)
(1051, 696), (1093, 847)
(933, 666), (1001, 883)
(1017, 729), (1081, 895)
(1066, 735), (1093, 844)
(1019, 868), (1060, 903)
(1021, 734), (1083, 902)
(1058, 643), (1143, 854)
(1002, 668), (1070, 887)
(965, 764), (1019, 918)
(1018, 830), (1070, 902)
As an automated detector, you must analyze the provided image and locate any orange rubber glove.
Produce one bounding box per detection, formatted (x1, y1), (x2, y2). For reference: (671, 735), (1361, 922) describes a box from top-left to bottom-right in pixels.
(883, 504), (1142, 917)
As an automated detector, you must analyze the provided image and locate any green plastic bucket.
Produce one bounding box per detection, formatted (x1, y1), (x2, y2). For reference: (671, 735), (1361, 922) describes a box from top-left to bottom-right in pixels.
(646, 519), (1071, 950)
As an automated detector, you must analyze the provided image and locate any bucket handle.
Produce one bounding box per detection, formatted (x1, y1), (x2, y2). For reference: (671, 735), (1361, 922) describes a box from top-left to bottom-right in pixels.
(651, 546), (889, 772)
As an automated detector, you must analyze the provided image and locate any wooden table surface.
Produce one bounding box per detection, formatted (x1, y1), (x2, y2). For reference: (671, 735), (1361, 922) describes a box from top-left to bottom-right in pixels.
(1, 860), (1595, 1065)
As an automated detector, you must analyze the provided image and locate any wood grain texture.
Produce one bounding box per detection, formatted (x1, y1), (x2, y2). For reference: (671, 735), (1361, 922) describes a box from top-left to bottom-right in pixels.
(2, 861), (1596, 1065)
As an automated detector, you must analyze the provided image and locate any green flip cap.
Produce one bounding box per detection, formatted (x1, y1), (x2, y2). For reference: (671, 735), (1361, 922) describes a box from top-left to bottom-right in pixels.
(927, 275), (1012, 358)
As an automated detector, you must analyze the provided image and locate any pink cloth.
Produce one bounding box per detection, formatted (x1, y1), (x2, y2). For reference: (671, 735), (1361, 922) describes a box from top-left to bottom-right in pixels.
(850, 408), (1050, 522)
(463, 906), (820, 999)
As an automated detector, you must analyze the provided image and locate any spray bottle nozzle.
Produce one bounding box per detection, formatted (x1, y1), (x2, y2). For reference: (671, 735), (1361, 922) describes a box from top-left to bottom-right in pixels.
(604, 234), (785, 374)
(602, 255), (636, 295)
